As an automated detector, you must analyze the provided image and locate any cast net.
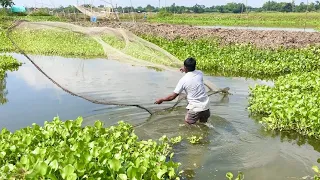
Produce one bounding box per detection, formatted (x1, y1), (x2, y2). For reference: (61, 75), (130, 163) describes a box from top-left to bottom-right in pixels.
(7, 20), (230, 116)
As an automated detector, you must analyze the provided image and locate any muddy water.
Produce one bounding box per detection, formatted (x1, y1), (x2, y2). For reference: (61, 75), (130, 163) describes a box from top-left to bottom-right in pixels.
(195, 25), (317, 32)
(0, 53), (319, 180)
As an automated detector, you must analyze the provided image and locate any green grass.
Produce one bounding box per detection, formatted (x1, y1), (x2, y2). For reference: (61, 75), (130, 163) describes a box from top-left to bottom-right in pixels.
(148, 12), (320, 29)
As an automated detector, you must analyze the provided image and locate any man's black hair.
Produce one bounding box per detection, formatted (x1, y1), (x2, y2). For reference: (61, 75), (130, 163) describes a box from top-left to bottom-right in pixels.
(184, 57), (196, 72)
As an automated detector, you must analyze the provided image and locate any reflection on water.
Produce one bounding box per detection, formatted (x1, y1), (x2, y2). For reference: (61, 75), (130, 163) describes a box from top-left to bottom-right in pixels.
(0, 53), (319, 180)
(0, 74), (8, 105)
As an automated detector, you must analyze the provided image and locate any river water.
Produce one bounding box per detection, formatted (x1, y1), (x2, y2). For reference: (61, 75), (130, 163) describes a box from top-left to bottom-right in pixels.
(0, 53), (319, 180)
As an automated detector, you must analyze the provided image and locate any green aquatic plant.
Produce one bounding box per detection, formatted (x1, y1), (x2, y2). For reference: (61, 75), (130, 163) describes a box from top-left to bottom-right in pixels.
(101, 34), (126, 49)
(149, 12), (320, 28)
(313, 166), (320, 180)
(226, 172), (244, 180)
(140, 35), (320, 79)
(0, 55), (22, 80)
(6, 29), (105, 58)
(102, 34), (180, 67)
(0, 117), (182, 180)
(0, 30), (15, 52)
(187, 135), (203, 144)
(248, 71), (320, 138)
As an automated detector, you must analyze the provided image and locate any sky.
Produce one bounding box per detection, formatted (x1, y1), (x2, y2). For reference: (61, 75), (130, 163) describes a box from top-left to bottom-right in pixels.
(12, 0), (317, 8)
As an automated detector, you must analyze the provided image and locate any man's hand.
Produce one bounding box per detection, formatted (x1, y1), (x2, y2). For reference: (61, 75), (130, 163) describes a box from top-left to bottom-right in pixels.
(180, 66), (186, 73)
(154, 98), (164, 104)
(154, 93), (179, 105)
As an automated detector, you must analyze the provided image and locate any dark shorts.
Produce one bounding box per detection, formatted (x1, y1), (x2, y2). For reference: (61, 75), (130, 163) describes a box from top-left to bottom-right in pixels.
(185, 109), (211, 124)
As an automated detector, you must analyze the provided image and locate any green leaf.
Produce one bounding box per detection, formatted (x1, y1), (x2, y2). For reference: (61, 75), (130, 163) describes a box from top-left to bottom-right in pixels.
(94, 121), (103, 129)
(65, 120), (73, 130)
(66, 173), (77, 180)
(157, 169), (167, 179)
(32, 147), (40, 155)
(313, 166), (319, 173)
(47, 173), (58, 180)
(20, 155), (28, 165)
(38, 161), (48, 176)
(127, 166), (137, 179)
(226, 172), (234, 180)
(61, 164), (75, 179)
(10, 145), (16, 152)
(108, 159), (121, 172)
(0, 151), (6, 158)
(118, 174), (128, 180)
(49, 160), (59, 170)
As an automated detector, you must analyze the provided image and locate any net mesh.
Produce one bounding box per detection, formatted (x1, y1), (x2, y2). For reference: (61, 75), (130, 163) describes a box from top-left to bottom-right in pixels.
(7, 20), (230, 115)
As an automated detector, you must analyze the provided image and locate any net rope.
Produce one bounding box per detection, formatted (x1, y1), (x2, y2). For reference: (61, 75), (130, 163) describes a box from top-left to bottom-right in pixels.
(6, 20), (231, 116)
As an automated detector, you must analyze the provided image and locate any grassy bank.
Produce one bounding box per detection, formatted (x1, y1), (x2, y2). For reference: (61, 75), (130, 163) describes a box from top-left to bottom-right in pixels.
(148, 12), (320, 29)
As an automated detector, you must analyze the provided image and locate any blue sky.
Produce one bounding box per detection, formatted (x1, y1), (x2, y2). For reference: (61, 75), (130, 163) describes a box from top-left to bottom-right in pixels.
(13, 0), (316, 8)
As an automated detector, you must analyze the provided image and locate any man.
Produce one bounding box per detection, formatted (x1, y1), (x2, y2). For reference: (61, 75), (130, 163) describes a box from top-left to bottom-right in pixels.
(154, 57), (210, 124)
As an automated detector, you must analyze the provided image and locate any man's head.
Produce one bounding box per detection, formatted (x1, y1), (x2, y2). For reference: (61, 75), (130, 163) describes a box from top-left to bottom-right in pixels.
(183, 57), (196, 72)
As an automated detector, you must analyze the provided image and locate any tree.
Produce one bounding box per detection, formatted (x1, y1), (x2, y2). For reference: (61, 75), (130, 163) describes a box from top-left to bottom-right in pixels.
(316, 1), (320, 10)
(281, 3), (293, 12)
(0, 0), (14, 8)
(146, 4), (155, 12)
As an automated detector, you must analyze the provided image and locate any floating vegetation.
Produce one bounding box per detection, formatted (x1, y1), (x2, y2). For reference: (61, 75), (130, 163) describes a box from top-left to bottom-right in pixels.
(9, 29), (105, 58)
(0, 117), (182, 180)
(101, 34), (126, 49)
(0, 30), (15, 53)
(102, 34), (180, 67)
(141, 35), (320, 79)
(249, 71), (320, 139)
(149, 12), (320, 28)
(0, 55), (22, 80)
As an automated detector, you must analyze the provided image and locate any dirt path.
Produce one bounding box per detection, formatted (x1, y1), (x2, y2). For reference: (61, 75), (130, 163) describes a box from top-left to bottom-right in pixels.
(73, 21), (320, 49)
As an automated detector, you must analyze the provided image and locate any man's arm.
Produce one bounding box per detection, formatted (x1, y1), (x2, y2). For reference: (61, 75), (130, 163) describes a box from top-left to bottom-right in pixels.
(154, 92), (179, 104)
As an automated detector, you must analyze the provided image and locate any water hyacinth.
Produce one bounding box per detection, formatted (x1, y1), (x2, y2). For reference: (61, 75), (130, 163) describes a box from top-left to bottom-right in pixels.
(141, 35), (320, 79)
(248, 71), (320, 139)
(9, 29), (105, 58)
(0, 55), (22, 80)
(0, 117), (182, 180)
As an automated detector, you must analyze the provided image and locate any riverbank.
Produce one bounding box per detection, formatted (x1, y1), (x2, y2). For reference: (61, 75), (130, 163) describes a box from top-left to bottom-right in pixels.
(75, 21), (320, 49)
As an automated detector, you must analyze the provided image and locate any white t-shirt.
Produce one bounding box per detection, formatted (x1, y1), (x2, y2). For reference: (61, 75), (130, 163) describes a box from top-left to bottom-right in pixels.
(173, 70), (210, 112)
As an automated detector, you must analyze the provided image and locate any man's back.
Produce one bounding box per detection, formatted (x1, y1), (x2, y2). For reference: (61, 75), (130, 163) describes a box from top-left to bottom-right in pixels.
(174, 70), (209, 112)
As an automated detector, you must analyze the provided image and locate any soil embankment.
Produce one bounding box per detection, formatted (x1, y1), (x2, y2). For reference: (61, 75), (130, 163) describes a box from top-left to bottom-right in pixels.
(73, 21), (320, 48)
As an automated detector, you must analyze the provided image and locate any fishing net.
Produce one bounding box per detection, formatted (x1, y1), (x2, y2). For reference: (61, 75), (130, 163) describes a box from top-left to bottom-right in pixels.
(7, 20), (230, 116)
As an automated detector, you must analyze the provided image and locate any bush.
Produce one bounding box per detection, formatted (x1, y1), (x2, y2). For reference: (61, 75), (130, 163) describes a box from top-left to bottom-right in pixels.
(157, 9), (173, 18)
(29, 9), (51, 16)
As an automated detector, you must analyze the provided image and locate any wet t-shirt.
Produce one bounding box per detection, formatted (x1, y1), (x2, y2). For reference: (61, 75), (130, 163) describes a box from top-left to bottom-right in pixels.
(173, 70), (210, 112)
